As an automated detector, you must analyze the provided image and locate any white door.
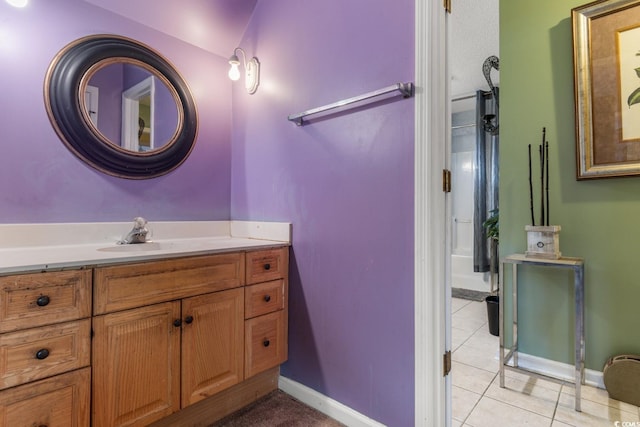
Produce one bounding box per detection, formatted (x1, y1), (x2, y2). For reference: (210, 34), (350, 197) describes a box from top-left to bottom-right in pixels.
(84, 85), (99, 127)
(414, 1), (449, 426)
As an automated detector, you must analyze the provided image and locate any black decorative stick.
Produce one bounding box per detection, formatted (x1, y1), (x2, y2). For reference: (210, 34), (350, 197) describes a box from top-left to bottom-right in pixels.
(539, 143), (545, 226)
(528, 144), (535, 225)
(545, 139), (549, 226)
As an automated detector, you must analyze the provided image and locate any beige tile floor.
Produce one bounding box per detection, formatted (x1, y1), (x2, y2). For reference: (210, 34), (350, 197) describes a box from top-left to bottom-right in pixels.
(451, 297), (640, 427)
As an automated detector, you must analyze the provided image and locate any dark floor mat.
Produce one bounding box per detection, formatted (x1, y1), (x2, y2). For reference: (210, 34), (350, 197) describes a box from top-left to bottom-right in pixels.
(209, 390), (346, 427)
(452, 287), (491, 302)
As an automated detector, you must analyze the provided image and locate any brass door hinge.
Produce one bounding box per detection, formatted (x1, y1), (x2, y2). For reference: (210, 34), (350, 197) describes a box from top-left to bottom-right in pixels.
(443, 350), (452, 376)
(444, 0), (452, 14)
(443, 169), (451, 193)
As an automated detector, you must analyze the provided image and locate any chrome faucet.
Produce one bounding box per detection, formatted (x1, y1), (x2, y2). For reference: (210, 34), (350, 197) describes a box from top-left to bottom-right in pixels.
(119, 217), (150, 244)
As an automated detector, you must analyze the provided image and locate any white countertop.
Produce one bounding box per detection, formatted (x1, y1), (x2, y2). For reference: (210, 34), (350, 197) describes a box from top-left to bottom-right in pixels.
(0, 221), (291, 274)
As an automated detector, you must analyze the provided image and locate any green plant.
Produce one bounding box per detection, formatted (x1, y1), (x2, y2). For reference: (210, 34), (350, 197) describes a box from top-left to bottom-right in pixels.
(628, 54), (640, 107)
(483, 209), (499, 241)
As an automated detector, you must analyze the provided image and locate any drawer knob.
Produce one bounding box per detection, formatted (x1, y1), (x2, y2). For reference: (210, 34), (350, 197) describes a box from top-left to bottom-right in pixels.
(36, 295), (50, 307)
(263, 339), (270, 347)
(264, 263), (271, 271)
(173, 319), (182, 327)
(184, 315), (194, 324)
(35, 349), (50, 360)
(264, 295), (271, 302)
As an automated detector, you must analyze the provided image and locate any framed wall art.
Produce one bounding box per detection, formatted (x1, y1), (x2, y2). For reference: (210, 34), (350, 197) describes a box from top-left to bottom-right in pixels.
(573, 0), (640, 179)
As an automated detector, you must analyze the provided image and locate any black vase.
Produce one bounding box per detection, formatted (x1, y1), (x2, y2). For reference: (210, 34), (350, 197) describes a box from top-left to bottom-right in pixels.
(485, 295), (499, 337)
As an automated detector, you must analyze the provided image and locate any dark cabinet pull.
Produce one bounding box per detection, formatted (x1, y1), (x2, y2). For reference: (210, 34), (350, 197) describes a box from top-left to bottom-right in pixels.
(173, 319), (182, 327)
(184, 315), (194, 324)
(264, 295), (271, 302)
(35, 349), (50, 360)
(263, 263), (271, 271)
(36, 295), (50, 307)
(263, 339), (270, 347)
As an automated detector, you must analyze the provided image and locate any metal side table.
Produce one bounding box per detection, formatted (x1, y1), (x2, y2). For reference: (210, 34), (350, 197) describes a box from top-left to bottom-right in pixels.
(499, 254), (585, 411)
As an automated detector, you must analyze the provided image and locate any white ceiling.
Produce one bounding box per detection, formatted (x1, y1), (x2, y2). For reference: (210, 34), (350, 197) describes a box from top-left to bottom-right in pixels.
(82, 0), (257, 58)
(450, 0), (499, 110)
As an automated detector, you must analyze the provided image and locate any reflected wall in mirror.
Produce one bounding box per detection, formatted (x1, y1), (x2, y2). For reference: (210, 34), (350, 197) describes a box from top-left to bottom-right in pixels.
(45, 35), (198, 179)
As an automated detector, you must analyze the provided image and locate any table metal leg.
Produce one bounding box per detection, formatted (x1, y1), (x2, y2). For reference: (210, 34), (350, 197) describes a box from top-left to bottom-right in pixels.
(574, 264), (585, 412)
(512, 263), (518, 368)
(499, 260), (505, 388)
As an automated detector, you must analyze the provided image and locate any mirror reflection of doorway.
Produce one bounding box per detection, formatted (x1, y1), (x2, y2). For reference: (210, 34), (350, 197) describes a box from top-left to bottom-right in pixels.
(84, 85), (99, 127)
(137, 94), (151, 150)
(122, 76), (155, 152)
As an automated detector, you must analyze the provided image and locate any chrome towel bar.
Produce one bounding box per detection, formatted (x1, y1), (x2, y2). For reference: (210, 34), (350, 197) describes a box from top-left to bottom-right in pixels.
(287, 82), (414, 126)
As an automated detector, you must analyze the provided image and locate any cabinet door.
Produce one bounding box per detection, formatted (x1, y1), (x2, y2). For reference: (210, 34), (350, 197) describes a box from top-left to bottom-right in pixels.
(92, 302), (181, 427)
(0, 367), (90, 427)
(181, 288), (244, 406)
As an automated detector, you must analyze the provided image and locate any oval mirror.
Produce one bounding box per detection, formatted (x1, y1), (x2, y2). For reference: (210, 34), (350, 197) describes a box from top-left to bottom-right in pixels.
(44, 35), (198, 179)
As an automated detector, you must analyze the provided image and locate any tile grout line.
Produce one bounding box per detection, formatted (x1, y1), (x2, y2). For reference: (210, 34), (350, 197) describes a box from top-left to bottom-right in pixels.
(549, 384), (562, 426)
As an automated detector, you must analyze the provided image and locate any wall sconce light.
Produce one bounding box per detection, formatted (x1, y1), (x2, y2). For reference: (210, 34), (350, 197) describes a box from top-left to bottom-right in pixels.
(228, 47), (260, 94)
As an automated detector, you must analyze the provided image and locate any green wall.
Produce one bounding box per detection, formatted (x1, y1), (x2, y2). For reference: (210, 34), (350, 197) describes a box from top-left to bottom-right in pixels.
(500, 1), (640, 371)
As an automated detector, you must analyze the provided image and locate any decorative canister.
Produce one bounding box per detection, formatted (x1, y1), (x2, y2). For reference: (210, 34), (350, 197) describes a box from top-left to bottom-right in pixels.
(525, 225), (561, 259)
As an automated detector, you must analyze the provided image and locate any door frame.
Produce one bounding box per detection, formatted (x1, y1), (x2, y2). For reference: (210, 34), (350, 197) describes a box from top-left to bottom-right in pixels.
(122, 76), (155, 151)
(414, 1), (449, 426)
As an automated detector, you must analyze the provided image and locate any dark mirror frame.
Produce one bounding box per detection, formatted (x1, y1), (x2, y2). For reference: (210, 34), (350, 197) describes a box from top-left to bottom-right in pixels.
(44, 34), (198, 179)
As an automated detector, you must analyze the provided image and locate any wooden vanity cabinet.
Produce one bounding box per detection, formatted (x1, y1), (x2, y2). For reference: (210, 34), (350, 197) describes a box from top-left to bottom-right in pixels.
(0, 269), (92, 427)
(0, 246), (289, 427)
(91, 253), (245, 427)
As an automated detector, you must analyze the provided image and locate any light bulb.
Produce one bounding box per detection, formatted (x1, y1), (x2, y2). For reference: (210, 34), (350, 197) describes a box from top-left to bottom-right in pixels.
(228, 63), (240, 81)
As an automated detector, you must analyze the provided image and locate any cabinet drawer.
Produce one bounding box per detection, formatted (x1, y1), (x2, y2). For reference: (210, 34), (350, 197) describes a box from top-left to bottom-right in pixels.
(94, 253), (245, 315)
(245, 247), (288, 285)
(0, 367), (90, 427)
(245, 311), (287, 378)
(245, 280), (285, 319)
(0, 319), (91, 390)
(0, 269), (91, 333)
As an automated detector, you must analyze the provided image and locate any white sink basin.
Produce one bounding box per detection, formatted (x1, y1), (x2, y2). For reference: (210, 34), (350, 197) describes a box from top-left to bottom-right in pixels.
(97, 242), (173, 252)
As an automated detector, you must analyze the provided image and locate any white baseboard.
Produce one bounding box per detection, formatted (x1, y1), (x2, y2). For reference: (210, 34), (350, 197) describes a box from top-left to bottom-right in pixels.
(278, 376), (386, 427)
(515, 352), (604, 389)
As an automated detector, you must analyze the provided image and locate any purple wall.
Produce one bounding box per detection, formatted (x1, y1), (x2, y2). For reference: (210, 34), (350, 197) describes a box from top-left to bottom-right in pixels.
(91, 63), (124, 145)
(154, 76), (180, 148)
(1, 0), (418, 424)
(0, 0), (233, 223)
(231, 1), (415, 425)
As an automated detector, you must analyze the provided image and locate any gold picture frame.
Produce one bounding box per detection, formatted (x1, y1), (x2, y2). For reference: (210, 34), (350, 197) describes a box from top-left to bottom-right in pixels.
(573, 0), (640, 179)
